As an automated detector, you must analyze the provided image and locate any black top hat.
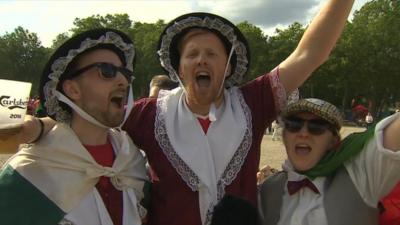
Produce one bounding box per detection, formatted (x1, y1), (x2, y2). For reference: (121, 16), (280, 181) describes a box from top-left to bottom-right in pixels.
(39, 28), (135, 122)
(157, 12), (250, 87)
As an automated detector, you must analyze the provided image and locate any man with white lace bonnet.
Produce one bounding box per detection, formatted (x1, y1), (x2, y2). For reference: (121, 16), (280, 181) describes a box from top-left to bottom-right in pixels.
(0, 28), (148, 225)
(124, 1), (356, 224)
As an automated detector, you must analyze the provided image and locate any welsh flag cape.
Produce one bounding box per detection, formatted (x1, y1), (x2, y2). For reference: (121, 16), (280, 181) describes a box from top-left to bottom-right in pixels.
(0, 124), (147, 225)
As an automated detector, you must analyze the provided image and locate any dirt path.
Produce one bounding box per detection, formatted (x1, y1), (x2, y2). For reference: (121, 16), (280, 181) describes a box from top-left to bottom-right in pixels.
(0, 126), (366, 169)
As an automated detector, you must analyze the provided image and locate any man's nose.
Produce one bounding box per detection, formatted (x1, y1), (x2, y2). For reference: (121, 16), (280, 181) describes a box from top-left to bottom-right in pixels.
(197, 53), (208, 66)
(115, 72), (129, 87)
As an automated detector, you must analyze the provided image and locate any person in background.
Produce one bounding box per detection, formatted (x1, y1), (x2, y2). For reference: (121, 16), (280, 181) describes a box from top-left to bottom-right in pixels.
(366, 112), (374, 129)
(0, 28), (148, 225)
(271, 120), (282, 141)
(148, 74), (178, 98)
(259, 98), (400, 225)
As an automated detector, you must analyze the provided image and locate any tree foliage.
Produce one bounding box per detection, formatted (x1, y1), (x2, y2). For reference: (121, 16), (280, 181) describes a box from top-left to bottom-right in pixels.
(70, 14), (132, 35)
(0, 27), (49, 94)
(237, 21), (269, 82)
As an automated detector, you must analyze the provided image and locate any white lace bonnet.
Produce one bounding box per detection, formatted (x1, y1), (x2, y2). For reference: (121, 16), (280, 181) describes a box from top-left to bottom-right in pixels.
(157, 12), (250, 88)
(39, 28), (135, 123)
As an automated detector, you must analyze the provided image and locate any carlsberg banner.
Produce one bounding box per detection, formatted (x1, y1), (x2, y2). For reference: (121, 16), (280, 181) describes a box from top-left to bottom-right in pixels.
(0, 79), (31, 129)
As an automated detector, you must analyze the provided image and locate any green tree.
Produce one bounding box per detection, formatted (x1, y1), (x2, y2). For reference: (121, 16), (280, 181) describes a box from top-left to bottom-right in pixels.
(130, 20), (166, 97)
(70, 14), (132, 35)
(0, 26), (49, 95)
(237, 21), (269, 82)
(51, 32), (70, 49)
(267, 22), (305, 67)
(346, 0), (400, 116)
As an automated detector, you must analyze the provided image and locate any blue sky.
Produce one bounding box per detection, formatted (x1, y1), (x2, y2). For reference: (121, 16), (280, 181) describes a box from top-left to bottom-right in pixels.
(0, 0), (370, 47)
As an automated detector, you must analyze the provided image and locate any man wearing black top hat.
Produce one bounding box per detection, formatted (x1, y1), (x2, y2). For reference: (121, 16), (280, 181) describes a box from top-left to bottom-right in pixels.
(0, 29), (148, 225)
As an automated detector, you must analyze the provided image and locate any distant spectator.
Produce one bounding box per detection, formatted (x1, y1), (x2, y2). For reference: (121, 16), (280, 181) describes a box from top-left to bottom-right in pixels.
(271, 120), (282, 141)
(148, 74), (178, 98)
(365, 112), (374, 129)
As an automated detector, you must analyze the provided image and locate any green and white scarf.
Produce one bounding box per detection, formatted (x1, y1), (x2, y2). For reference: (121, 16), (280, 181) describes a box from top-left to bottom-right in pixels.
(303, 126), (375, 179)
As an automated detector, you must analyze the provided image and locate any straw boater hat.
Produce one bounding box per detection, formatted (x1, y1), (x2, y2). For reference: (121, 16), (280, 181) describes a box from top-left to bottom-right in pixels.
(39, 28), (135, 123)
(282, 98), (343, 131)
(157, 12), (251, 88)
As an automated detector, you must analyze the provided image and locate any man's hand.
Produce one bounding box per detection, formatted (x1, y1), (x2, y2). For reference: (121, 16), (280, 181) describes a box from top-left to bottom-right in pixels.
(257, 165), (279, 185)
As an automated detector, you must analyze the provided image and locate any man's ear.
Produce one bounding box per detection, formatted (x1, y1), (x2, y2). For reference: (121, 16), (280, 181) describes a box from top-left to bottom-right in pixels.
(62, 80), (81, 100)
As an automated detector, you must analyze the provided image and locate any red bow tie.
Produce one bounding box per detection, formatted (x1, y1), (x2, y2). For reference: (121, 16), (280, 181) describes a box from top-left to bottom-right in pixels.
(287, 178), (320, 195)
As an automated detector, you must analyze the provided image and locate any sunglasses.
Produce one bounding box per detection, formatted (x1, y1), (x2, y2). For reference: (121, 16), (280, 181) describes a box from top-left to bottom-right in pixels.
(68, 62), (135, 82)
(282, 116), (335, 135)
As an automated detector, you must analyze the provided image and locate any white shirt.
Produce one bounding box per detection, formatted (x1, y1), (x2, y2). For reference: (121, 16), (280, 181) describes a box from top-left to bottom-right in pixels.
(278, 113), (400, 225)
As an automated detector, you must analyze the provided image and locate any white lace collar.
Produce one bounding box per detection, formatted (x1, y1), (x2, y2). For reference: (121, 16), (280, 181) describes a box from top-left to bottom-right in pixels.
(155, 87), (252, 224)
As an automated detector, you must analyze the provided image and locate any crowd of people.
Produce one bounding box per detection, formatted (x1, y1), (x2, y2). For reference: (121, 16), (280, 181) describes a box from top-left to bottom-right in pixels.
(0, 0), (399, 225)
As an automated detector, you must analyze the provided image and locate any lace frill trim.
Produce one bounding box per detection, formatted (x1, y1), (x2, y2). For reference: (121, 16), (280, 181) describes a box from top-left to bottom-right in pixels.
(154, 91), (200, 191)
(268, 68), (288, 114)
(157, 16), (249, 88)
(155, 88), (252, 211)
(215, 88), (252, 199)
(203, 88), (253, 224)
(44, 31), (135, 123)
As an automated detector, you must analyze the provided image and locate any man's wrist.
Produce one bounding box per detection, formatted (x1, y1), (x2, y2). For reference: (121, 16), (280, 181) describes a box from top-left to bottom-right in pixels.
(29, 118), (44, 143)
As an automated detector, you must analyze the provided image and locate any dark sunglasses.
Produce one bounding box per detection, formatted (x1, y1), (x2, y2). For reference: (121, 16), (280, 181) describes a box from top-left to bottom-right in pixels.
(283, 116), (335, 135)
(68, 62), (134, 82)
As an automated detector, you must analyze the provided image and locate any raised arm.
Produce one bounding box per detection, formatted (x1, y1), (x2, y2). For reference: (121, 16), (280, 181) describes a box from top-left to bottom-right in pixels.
(279, 0), (355, 94)
(383, 113), (400, 151)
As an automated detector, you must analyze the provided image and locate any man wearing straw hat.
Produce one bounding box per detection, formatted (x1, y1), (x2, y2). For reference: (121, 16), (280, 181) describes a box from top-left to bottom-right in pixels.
(14, 0), (356, 224)
(0, 28), (148, 225)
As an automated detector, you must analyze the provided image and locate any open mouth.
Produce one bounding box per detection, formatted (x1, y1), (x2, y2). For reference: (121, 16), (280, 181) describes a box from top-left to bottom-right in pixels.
(196, 72), (211, 88)
(294, 144), (311, 154)
(110, 96), (125, 109)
